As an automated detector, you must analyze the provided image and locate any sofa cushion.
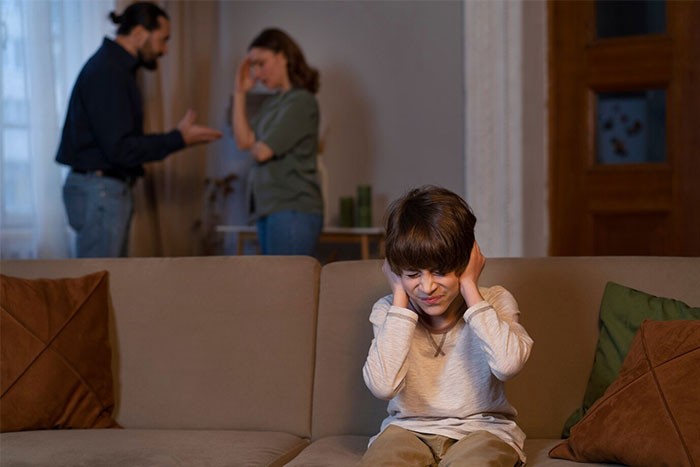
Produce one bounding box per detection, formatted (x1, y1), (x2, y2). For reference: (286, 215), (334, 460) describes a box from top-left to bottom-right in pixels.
(285, 435), (369, 466)
(524, 439), (618, 467)
(550, 319), (700, 465)
(1, 256), (321, 436)
(309, 257), (700, 443)
(0, 272), (118, 432)
(563, 281), (700, 436)
(311, 260), (390, 439)
(285, 436), (617, 466)
(0, 429), (309, 467)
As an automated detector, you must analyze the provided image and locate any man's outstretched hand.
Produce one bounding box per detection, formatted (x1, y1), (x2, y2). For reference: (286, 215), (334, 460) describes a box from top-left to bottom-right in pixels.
(177, 109), (223, 146)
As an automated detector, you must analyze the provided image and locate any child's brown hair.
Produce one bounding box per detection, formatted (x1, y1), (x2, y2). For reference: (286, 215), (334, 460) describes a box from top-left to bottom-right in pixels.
(384, 185), (476, 275)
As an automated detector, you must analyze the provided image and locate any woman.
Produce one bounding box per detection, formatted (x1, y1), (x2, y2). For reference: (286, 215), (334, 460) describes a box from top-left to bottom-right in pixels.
(232, 28), (323, 256)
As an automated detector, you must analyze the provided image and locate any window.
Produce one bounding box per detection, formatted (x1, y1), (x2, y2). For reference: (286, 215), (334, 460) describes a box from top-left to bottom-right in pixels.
(1, 0), (33, 230)
(0, 0), (114, 258)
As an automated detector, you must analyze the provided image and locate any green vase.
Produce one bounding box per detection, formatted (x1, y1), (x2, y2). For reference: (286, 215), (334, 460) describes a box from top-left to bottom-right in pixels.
(339, 197), (354, 227)
(357, 185), (372, 227)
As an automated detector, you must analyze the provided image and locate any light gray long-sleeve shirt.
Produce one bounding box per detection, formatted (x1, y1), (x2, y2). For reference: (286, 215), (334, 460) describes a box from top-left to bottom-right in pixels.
(362, 286), (534, 463)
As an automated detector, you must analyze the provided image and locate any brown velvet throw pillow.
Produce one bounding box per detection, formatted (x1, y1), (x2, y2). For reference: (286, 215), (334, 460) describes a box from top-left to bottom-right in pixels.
(550, 319), (700, 466)
(1, 272), (120, 432)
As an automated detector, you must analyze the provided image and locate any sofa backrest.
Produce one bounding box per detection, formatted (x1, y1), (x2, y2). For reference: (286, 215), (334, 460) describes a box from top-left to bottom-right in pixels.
(311, 260), (389, 440)
(310, 256), (700, 440)
(1, 256), (320, 438)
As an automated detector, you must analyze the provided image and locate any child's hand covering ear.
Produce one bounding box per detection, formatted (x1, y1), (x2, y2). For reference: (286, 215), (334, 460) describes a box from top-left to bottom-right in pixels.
(383, 260), (409, 309)
(460, 241), (486, 307)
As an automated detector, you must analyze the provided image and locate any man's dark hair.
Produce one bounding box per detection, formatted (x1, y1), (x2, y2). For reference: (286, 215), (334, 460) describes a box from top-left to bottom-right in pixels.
(384, 185), (476, 276)
(109, 2), (168, 35)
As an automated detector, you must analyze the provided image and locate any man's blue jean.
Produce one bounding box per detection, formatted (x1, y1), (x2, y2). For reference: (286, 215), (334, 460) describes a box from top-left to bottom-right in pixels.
(63, 171), (133, 258)
(256, 210), (323, 256)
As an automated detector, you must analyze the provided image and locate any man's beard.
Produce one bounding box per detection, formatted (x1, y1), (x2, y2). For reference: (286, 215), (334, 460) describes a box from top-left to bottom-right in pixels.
(137, 49), (159, 71)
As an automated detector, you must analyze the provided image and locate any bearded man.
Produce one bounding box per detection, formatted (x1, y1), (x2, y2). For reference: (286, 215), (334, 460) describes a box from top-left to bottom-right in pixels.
(56, 1), (222, 258)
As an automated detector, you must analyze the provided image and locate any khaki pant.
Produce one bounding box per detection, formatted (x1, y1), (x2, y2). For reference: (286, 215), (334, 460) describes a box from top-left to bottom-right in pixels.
(359, 424), (520, 467)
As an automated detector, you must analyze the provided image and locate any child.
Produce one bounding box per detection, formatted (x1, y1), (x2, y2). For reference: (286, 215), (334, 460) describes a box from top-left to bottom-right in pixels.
(361, 186), (533, 466)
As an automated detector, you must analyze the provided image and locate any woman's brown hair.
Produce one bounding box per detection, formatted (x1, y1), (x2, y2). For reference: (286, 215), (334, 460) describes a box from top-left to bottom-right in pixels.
(249, 28), (320, 94)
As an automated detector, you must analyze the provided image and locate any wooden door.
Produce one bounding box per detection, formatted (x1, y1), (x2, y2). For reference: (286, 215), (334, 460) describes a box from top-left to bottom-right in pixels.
(549, 0), (700, 256)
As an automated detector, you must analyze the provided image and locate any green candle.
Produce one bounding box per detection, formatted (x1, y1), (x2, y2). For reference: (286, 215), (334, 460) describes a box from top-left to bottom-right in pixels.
(357, 185), (372, 227)
(340, 197), (355, 227)
(357, 184), (371, 205)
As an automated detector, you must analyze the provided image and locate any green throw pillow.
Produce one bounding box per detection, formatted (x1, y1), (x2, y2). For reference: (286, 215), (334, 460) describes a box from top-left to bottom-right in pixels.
(562, 281), (700, 438)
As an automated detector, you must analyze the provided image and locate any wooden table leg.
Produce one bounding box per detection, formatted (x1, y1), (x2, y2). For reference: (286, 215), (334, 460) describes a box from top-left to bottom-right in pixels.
(237, 234), (244, 255)
(361, 235), (370, 260)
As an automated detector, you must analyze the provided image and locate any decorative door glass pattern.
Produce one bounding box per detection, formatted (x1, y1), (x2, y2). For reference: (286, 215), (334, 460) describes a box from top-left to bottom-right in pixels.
(596, 90), (666, 165)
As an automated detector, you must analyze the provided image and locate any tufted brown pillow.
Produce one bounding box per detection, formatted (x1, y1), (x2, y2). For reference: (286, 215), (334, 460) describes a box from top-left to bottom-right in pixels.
(1, 271), (120, 432)
(550, 319), (700, 466)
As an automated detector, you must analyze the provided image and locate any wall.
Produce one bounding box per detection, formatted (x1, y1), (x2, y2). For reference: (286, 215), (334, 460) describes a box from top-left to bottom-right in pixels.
(205, 0), (465, 230)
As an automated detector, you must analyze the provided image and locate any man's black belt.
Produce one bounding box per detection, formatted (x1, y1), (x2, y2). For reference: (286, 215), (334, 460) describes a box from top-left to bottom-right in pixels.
(72, 168), (135, 185)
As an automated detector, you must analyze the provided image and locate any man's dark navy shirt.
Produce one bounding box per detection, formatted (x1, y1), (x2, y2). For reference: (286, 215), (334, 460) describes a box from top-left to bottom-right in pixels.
(55, 38), (185, 178)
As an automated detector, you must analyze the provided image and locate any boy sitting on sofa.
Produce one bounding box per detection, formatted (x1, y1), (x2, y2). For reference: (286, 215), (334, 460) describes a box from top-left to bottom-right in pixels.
(361, 185), (533, 466)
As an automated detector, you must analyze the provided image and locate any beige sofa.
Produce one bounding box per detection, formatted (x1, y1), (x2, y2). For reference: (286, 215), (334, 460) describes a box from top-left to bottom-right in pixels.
(1, 256), (698, 466)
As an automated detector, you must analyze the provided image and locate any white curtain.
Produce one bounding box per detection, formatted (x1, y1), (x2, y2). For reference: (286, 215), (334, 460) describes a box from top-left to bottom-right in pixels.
(0, 0), (114, 259)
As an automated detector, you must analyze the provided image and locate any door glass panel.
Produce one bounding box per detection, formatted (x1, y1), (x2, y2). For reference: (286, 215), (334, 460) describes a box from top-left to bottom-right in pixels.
(597, 0), (665, 39)
(596, 89), (666, 165)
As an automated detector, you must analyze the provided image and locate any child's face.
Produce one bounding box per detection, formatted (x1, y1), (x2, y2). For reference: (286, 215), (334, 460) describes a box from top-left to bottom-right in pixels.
(400, 269), (461, 316)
